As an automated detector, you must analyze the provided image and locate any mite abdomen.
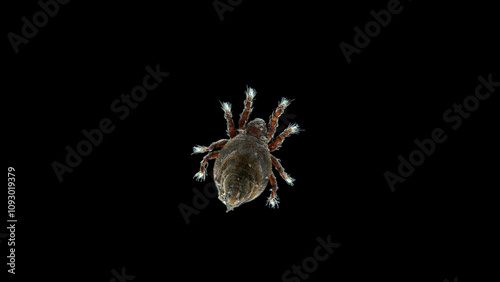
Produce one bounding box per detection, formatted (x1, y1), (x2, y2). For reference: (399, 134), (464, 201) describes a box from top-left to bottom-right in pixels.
(218, 152), (263, 199)
(214, 135), (272, 209)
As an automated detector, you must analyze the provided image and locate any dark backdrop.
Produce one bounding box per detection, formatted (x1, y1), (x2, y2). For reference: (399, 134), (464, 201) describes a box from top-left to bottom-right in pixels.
(4, 1), (498, 282)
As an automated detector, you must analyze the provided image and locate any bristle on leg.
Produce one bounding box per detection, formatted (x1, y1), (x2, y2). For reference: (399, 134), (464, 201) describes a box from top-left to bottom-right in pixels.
(193, 151), (219, 182)
(192, 139), (228, 155)
(283, 173), (295, 186)
(220, 101), (237, 138)
(245, 87), (256, 100)
(268, 123), (301, 152)
(266, 172), (280, 209)
(192, 145), (208, 154)
(266, 193), (280, 209)
(221, 102), (232, 114)
(287, 123), (300, 135)
(193, 170), (206, 182)
(239, 87), (257, 129)
(270, 155), (295, 186)
(278, 97), (292, 109)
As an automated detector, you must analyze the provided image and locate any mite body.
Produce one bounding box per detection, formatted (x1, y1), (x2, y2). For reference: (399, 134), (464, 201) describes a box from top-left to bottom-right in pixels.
(214, 123), (272, 211)
(193, 87), (300, 212)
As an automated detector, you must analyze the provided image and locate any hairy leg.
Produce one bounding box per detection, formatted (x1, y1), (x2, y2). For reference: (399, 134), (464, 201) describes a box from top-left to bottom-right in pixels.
(194, 151), (219, 181)
(266, 171), (280, 208)
(238, 87), (256, 129)
(192, 139), (228, 154)
(221, 102), (237, 138)
(270, 155), (295, 186)
(268, 123), (300, 152)
(267, 97), (293, 141)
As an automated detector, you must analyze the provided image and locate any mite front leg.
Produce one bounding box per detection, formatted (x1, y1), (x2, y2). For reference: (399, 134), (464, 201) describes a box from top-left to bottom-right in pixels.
(194, 151), (219, 181)
(266, 171), (280, 208)
(192, 139), (228, 154)
(221, 102), (237, 138)
(268, 123), (300, 152)
(270, 155), (295, 186)
(267, 97), (293, 141)
(238, 87), (256, 129)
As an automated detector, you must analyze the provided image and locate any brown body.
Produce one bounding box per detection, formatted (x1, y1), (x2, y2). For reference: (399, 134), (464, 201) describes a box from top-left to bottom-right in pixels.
(214, 134), (272, 211)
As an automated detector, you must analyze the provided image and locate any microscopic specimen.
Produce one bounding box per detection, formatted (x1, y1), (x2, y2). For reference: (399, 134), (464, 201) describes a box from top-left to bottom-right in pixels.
(192, 87), (300, 212)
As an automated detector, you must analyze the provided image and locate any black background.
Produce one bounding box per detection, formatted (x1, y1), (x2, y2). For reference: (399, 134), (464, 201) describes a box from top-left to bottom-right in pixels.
(4, 1), (499, 281)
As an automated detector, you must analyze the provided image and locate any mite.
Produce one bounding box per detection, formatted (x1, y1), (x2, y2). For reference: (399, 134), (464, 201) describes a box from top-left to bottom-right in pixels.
(192, 87), (300, 212)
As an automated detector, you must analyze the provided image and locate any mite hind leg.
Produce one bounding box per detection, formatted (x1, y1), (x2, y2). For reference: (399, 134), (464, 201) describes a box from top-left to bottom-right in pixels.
(194, 151), (219, 181)
(270, 155), (295, 186)
(266, 171), (280, 208)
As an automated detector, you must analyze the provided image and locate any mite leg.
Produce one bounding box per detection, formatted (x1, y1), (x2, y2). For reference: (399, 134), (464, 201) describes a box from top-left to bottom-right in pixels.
(221, 101), (237, 138)
(192, 139), (228, 154)
(267, 97), (293, 141)
(268, 123), (300, 152)
(194, 151), (219, 181)
(266, 171), (280, 208)
(238, 87), (256, 129)
(270, 155), (295, 186)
